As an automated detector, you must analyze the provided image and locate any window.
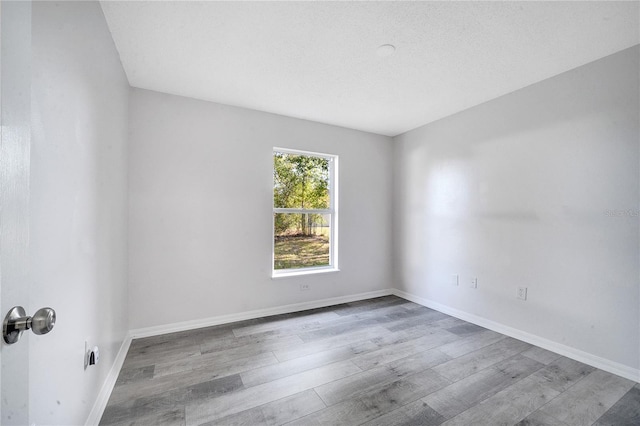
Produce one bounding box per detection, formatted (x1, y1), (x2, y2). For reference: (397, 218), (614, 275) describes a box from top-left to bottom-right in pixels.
(273, 148), (338, 276)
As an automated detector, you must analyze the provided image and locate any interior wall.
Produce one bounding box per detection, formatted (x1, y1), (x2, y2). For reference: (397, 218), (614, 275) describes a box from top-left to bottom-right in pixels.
(30, 1), (129, 424)
(393, 46), (640, 372)
(128, 88), (393, 329)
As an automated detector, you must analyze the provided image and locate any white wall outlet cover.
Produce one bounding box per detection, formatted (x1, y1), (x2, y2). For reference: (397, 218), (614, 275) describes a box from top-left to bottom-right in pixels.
(451, 274), (459, 286)
(85, 342), (100, 367)
(92, 346), (100, 364)
(517, 287), (528, 300)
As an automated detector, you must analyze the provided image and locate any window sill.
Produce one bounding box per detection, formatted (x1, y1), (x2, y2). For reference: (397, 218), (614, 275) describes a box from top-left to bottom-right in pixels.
(272, 267), (340, 279)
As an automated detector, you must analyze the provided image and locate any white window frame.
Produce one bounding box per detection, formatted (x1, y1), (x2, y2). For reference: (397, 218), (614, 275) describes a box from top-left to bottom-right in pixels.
(272, 147), (339, 277)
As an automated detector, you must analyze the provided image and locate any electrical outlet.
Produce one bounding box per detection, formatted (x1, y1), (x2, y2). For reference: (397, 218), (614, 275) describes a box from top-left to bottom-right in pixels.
(517, 286), (527, 300)
(470, 278), (478, 289)
(300, 283), (310, 291)
(451, 274), (459, 286)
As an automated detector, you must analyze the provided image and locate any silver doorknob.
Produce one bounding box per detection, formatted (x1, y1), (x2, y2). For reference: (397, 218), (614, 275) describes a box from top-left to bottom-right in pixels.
(3, 306), (56, 344)
(30, 307), (56, 335)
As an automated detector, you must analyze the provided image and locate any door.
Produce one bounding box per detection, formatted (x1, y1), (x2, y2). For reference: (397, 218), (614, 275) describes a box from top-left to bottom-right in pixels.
(1, 1), (33, 424)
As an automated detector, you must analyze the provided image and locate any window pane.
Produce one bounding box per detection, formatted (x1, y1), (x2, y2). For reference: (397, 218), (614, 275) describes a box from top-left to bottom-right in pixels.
(274, 152), (330, 209)
(274, 213), (330, 270)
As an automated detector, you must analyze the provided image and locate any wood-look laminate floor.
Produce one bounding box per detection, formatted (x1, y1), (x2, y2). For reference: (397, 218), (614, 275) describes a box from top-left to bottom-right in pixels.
(100, 296), (639, 426)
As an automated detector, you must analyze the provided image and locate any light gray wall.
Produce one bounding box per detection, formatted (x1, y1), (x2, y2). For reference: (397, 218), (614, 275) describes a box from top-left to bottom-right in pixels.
(393, 46), (639, 371)
(128, 88), (393, 329)
(30, 1), (129, 424)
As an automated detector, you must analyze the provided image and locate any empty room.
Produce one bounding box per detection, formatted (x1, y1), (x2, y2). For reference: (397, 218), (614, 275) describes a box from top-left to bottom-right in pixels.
(0, 0), (638, 425)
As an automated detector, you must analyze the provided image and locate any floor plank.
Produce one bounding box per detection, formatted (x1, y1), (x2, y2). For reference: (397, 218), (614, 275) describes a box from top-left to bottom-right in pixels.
(537, 369), (634, 426)
(240, 340), (378, 387)
(422, 388), (471, 420)
(521, 346), (562, 365)
(260, 389), (326, 425)
(231, 310), (342, 338)
(289, 371), (450, 426)
(153, 350), (278, 379)
(199, 407), (265, 426)
(593, 384), (640, 426)
(432, 354), (544, 407)
(314, 349), (450, 406)
(396, 399), (447, 426)
(442, 375), (559, 426)
(102, 374), (243, 425)
(515, 410), (568, 426)
(351, 329), (456, 370)
(184, 360), (361, 425)
(436, 329), (505, 358)
(433, 337), (531, 382)
(528, 356), (595, 393)
(272, 325), (393, 362)
(362, 398), (446, 426)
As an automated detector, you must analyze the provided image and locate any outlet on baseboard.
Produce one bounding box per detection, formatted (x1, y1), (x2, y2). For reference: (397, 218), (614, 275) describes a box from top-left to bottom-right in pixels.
(300, 283), (310, 291)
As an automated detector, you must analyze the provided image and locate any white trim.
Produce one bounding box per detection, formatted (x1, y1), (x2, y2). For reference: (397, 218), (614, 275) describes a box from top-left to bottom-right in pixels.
(84, 334), (132, 426)
(274, 208), (331, 215)
(273, 147), (335, 160)
(130, 289), (392, 339)
(272, 266), (340, 278)
(391, 288), (640, 383)
(330, 155), (338, 270)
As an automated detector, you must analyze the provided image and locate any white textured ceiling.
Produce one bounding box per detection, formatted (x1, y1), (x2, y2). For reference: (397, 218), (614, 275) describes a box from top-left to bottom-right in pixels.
(101, 1), (639, 136)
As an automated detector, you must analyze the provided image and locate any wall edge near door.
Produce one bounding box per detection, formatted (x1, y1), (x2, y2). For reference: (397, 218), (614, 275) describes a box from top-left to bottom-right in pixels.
(391, 288), (639, 383)
(85, 335), (132, 426)
(129, 289), (393, 339)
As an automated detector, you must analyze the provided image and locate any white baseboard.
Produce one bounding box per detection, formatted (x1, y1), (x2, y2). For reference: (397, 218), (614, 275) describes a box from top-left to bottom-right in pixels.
(392, 288), (640, 383)
(130, 289), (393, 339)
(84, 334), (132, 426)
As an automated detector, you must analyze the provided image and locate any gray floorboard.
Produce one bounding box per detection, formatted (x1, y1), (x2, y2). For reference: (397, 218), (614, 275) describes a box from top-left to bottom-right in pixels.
(260, 389), (326, 426)
(100, 295), (639, 426)
(515, 410), (568, 426)
(593, 384), (640, 426)
(537, 369), (634, 425)
(433, 337), (531, 382)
